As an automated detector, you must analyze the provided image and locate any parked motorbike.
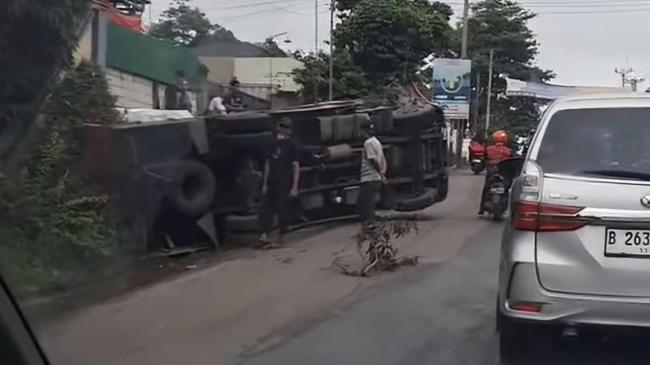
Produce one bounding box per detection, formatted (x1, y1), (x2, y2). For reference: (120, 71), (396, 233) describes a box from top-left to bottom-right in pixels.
(483, 157), (524, 221)
(470, 156), (486, 175)
(468, 140), (486, 175)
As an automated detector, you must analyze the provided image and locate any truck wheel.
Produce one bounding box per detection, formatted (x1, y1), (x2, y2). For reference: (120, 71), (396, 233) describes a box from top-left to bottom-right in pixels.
(165, 159), (217, 217)
(435, 173), (449, 202)
(225, 213), (259, 233)
(225, 213), (277, 233)
(394, 188), (437, 212)
(393, 108), (438, 131)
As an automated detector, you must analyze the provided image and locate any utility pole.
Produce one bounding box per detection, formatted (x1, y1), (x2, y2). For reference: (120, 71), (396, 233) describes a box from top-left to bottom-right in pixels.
(328, 1), (335, 101)
(461, 0), (470, 58)
(614, 67), (632, 88)
(485, 49), (494, 138)
(314, 0), (319, 102)
(453, 0), (469, 166)
(473, 72), (480, 132)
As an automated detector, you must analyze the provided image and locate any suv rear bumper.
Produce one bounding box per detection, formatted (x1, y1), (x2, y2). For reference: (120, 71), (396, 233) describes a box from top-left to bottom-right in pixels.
(500, 262), (650, 328)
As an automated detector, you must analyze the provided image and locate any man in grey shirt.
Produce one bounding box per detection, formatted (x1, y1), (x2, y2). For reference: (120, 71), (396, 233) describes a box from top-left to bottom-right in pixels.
(357, 120), (387, 225)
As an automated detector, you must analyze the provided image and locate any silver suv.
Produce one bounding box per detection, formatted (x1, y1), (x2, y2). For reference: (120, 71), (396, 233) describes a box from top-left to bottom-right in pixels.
(497, 93), (650, 362)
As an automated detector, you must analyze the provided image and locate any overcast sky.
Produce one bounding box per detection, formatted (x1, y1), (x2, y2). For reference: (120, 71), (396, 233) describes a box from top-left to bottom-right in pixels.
(148, 0), (650, 89)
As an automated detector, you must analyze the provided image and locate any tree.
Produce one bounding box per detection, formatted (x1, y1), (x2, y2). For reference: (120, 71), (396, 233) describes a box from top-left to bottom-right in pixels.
(334, 0), (451, 88)
(293, 0), (453, 103)
(0, 0), (89, 164)
(465, 0), (554, 135)
(0, 62), (123, 298)
(149, 0), (216, 47)
(258, 38), (287, 57)
(292, 49), (369, 102)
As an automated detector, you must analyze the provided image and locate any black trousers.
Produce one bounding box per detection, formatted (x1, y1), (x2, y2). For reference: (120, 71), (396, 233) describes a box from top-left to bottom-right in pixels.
(358, 181), (382, 223)
(479, 166), (498, 213)
(258, 180), (292, 234)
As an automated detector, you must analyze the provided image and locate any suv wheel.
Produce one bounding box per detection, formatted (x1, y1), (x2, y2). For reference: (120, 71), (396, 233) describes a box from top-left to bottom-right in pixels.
(499, 315), (528, 364)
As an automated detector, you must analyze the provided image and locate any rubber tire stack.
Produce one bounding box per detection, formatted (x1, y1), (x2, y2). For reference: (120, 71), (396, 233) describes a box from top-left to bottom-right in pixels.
(165, 159), (217, 217)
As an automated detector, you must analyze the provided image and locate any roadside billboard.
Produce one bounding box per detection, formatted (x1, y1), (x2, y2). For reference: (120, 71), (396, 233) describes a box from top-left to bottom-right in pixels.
(432, 58), (471, 119)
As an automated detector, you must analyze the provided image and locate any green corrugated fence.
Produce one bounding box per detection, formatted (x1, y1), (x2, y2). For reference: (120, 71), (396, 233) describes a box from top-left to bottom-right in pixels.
(106, 23), (204, 88)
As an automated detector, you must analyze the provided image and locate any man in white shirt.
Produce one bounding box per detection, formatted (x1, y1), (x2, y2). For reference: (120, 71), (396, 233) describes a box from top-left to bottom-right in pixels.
(207, 92), (227, 116)
(357, 120), (387, 225)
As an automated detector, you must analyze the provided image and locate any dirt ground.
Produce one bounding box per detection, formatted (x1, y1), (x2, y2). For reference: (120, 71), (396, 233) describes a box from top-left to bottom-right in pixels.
(36, 171), (485, 365)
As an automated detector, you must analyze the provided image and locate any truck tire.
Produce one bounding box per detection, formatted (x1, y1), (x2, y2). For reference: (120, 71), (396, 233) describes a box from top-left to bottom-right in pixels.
(165, 159), (217, 217)
(225, 213), (277, 233)
(394, 188), (437, 212)
(393, 108), (437, 131)
(225, 213), (259, 233)
(436, 173), (449, 202)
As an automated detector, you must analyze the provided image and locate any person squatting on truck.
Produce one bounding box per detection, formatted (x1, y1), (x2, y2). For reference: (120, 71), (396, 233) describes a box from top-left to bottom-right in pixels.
(257, 118), (301, 247)
(478, 130), (513, 216)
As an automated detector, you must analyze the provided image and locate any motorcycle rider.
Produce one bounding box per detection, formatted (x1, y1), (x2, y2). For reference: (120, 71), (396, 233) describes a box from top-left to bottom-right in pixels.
(478, 130), (514, 216)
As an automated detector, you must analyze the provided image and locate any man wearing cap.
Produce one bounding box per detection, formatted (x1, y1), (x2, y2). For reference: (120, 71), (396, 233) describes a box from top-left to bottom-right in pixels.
(358, 120), (387, 225)
(258, 118), (301, 246)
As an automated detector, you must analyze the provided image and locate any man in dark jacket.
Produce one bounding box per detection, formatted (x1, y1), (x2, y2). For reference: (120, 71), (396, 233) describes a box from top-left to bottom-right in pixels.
(257, 118), (300, 246)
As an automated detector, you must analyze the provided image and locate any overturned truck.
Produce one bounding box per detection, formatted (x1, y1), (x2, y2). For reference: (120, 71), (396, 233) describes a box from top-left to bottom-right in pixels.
(85, 101), (449, 250)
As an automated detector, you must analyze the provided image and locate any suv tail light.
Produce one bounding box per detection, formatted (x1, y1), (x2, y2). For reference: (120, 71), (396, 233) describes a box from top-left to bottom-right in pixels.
(512, 201), (586, 231)
(513, 160), (586, 231)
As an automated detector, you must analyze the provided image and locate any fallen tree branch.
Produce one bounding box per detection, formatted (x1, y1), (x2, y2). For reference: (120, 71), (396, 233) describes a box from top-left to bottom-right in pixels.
(335, 221), (419, 277)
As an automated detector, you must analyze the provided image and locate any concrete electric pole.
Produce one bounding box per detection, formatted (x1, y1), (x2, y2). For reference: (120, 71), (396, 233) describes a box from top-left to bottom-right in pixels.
(328, 1), (335, 101)
(461, 0), (469, 58)
(486, 49), (494, 138)
(614, 67), (633, 88)
(314, 0), (319, 101)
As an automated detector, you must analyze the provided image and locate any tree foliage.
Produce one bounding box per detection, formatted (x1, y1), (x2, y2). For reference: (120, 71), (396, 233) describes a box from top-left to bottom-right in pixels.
(0, 0), (89, 164)
(465, 0), (554, 135)
(335, 0), (451, 86)
(293, 50), (369, 102)
(295, 0), (452, 103)
(0, 63), (123, 298)
(149, 0), (217, 47)
(258, 38), (288, 57)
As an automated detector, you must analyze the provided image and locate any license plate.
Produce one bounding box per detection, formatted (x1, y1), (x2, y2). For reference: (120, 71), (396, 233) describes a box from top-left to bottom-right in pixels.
(490, 187), (505, 194)
(605, 229), (650, 257)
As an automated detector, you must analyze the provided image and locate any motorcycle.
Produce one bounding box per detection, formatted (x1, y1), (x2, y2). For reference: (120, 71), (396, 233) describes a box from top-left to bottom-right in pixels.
(468, 140), (486, 175)
(483, 157), (525, 221)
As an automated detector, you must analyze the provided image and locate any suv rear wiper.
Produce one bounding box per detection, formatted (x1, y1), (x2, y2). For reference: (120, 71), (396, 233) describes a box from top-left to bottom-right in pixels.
(580, 169), (650, 181)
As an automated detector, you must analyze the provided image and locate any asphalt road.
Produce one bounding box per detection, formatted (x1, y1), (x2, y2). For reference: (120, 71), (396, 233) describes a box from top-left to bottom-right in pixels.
(239, 201), (650, 365)
(40, 171), (650, 365)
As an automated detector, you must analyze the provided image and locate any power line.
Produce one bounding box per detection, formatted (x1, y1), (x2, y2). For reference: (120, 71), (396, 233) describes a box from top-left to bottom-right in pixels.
(222, 1), (325, 20)
(258, 0), (315, 15)
(447, 0), (650, 6)
(204, 0), (305, 13)
(537, 6), (650, 14)
(203, 0), (309, 12)
(224, 6), (329, 23)
(444, 1), (650, 14)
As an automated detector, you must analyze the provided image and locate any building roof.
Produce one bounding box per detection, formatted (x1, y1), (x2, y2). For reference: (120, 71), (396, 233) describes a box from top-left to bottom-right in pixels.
(192, 39), (274, 58)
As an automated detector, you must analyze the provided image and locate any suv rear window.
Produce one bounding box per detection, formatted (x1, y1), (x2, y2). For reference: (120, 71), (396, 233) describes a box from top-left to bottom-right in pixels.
(537, 108), (650, 177)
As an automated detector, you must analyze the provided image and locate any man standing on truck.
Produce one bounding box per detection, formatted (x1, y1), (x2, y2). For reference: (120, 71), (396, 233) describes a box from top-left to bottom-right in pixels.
(258, 118), (300, 246)
(358, 120), (387, 226)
